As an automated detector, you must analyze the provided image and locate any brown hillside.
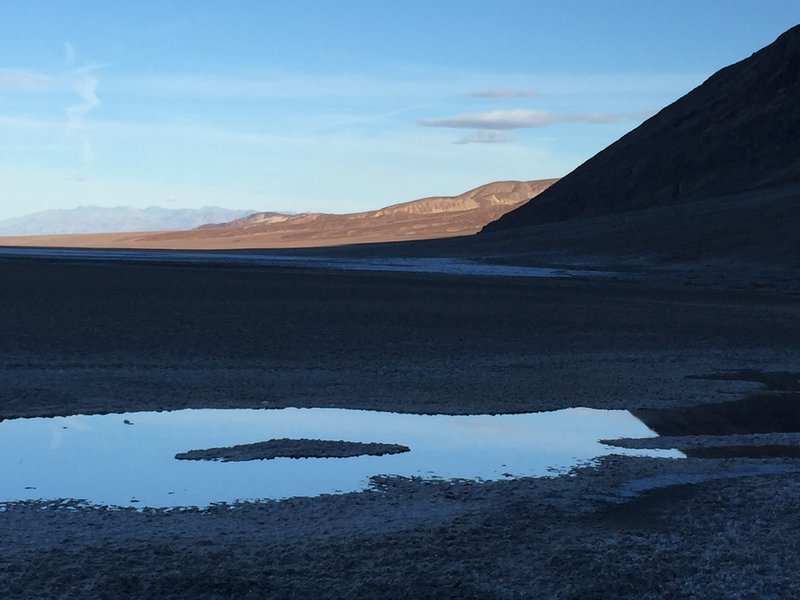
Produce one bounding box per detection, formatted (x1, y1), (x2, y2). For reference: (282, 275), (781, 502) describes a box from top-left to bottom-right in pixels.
(0, 180), (555, 250)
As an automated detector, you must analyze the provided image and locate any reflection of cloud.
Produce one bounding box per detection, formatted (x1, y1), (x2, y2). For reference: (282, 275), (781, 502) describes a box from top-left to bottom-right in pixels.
(0, 70), (51, 91)
(453, 130), (512, 145)
(466, 88), (536, 98)
(419, 109), (641, 130)
(460, 419), (523, 434)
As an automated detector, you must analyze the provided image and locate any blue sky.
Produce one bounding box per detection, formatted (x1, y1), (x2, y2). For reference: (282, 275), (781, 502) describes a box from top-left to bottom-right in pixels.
(0, 1), (798, 219)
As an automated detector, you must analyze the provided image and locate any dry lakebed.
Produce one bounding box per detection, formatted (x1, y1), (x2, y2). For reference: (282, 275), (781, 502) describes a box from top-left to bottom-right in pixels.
(1, 256), (800, 598)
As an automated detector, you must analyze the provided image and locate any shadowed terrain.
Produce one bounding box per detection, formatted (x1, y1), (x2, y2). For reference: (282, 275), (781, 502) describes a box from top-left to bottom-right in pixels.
(472, 26), (800, 282)
(486, 25), (800, 231)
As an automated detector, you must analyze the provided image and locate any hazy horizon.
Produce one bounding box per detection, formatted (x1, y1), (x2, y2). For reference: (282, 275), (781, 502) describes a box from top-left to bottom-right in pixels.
(1, 1), (798, 221)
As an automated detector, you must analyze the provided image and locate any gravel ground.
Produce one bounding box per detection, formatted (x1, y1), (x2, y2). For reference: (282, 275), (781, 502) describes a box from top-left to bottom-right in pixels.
(1, 258), (799, 598)
(3, 457), (800, 599)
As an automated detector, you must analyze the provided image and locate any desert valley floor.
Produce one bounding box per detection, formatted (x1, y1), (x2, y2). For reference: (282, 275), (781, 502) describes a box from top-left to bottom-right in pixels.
(1, 255), (800, 598)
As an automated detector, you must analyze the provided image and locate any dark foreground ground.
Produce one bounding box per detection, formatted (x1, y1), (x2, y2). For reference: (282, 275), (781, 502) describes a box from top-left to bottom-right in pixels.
(1, 257), (800, 598)
(3, 258), (798, 419)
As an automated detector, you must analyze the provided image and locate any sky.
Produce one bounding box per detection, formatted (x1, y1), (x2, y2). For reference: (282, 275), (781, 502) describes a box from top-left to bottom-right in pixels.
(0, 1), (798, 220)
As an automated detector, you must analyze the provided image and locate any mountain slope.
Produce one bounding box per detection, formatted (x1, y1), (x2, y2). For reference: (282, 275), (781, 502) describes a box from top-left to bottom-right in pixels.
(139, 179), (556, 247)
(193, 179), (555, 238)
(0, 206), (257, 235)
(0, 180), (555, 249)
(485, 25), (800, 231)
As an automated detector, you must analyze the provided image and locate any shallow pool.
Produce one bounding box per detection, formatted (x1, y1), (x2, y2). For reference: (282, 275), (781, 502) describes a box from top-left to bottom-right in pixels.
(0, 407), (682, 508)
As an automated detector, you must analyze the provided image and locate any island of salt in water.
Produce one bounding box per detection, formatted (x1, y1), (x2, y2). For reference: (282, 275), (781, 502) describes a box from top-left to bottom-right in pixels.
(0, 407), (682, 509)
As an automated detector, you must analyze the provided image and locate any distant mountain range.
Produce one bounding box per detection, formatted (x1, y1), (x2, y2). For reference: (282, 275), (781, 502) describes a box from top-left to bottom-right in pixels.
(0, 180), (556, 249)
(0, 206), (258, 236)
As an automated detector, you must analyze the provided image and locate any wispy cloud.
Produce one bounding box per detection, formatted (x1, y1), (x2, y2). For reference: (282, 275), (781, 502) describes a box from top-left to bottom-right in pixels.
(0, 114), (276, 147)
(118, 73), (443, 100)
(61, 43), (103, 166)
(1, 43), (102, 168)
(453, 131), (512, 145)
(465, 88), (536, 98)
(65, 67), (101, 127)
(107, 71), (701, 101)
(419, 109), (644, 130)
(0, 69), (51, 91)
(64, 41), (76, 65)
(0, 115), (59, 132)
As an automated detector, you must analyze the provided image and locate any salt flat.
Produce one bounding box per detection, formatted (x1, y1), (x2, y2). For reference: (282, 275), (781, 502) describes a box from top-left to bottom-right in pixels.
(1, 257), (799, 597)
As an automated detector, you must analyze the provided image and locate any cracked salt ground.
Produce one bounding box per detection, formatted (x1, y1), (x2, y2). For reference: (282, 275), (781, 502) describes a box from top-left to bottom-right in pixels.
(0, 248), (615, 279)
(0, 407), (680, 509)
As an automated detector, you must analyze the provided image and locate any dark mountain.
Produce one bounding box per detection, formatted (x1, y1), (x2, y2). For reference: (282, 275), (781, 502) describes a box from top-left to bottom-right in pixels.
(485, 25), (800, 231)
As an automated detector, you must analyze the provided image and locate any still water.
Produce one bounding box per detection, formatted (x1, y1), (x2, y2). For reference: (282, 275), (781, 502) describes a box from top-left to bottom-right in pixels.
(0, 407), (682, 508)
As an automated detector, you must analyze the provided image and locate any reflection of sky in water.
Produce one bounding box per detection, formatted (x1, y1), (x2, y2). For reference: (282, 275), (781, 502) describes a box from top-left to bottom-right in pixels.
(0, 408), (682, 508)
